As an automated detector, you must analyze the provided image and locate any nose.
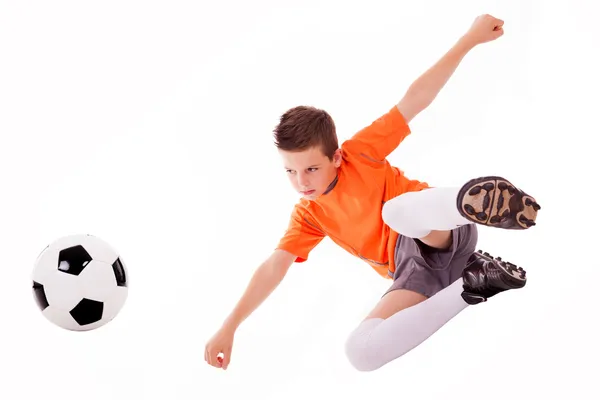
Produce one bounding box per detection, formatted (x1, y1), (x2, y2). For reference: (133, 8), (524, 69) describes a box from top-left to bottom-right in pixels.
(297, 172), (310, 188)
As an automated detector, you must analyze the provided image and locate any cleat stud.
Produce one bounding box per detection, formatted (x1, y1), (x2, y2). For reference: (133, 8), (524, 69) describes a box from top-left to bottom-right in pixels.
(482, 194), (491, 210)
(483, 182), (495, 191)
(468, 186), (482, 195)
(476, 212), (487, 221)
(464, 204), (476, 215)
(497, 195), (505, 210)
(498, 182), (508, 190)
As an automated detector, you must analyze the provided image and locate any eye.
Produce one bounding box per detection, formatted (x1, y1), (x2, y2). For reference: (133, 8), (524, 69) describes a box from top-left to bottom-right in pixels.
(308, 168), (318, 172)
(285, 169), (295, 174)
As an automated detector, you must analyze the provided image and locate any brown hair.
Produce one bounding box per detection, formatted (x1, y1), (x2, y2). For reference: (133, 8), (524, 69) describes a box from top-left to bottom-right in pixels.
(273, 106), (339, 160)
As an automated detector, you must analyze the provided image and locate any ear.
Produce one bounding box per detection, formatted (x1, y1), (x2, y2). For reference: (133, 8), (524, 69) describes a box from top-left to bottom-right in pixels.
(333, 148), (342, 167)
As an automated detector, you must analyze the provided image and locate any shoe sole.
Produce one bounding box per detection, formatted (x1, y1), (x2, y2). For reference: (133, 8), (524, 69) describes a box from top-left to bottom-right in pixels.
(475, 250), (527, 287)
(457, 176), (541, 230)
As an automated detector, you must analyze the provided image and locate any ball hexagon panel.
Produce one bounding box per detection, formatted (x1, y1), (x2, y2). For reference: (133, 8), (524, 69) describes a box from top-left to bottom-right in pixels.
(42, 270), (85, 312)
(78, 260), (120, 301)
(78, 234), (120, 265)
(100, 286), (128, 322)
(40, 305), (86, 331)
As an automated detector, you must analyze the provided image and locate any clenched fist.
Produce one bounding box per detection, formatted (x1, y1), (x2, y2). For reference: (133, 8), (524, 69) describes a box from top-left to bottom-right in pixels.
(464, 14), (504, 46)
(205, 325), (235, 370)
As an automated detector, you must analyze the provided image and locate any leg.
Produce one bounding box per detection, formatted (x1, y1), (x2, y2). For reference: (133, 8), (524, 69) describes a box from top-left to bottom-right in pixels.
(381, 177), (541, 239)
(345, 224), (528, 372)
(344, 226), (476, 372)
(364, 288), (426, 320)
(345, 276), (469, 372)
(418, 230), (453, 250)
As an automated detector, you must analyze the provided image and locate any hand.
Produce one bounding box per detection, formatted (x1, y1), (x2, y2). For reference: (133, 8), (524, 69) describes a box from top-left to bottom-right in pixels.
(205, 324), (235, 370)
(463, 14), (504, 46)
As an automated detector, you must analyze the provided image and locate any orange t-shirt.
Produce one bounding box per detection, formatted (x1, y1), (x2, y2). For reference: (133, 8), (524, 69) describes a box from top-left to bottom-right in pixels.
(276, 105), (429, 279)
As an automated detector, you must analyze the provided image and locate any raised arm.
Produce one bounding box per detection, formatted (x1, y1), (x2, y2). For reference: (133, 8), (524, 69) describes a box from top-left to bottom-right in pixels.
(397, 14), (505, 123)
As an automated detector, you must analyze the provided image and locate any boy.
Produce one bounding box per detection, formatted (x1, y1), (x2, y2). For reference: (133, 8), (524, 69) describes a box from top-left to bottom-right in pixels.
(204, 14), (540, 372)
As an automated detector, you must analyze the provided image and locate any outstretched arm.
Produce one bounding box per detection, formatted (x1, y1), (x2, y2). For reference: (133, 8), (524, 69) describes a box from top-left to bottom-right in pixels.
(397, 14), (505, 123)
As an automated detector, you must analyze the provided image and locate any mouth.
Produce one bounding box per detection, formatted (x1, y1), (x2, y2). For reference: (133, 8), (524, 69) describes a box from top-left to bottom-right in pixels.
(301, 190), (316, 196)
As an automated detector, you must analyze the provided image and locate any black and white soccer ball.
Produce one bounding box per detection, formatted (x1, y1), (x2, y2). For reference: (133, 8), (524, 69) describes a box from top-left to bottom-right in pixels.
(32, 234), (129, 331)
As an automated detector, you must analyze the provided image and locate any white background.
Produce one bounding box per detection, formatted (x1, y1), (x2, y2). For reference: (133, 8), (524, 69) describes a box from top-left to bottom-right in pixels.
(1, 0), (598, 399)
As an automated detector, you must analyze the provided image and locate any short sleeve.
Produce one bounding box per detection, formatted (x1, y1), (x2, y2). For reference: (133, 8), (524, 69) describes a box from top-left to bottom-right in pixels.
(344, 105), (411, 161)
(276, 205), (325, 263)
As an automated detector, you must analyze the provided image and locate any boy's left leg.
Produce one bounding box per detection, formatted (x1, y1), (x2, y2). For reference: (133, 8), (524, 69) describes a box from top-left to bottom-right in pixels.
(345, 226), (527, 372)
(382, 176), (541, 239)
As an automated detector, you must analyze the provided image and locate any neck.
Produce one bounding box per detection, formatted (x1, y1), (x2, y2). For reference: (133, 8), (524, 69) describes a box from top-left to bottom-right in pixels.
(322, 172), (339, 195)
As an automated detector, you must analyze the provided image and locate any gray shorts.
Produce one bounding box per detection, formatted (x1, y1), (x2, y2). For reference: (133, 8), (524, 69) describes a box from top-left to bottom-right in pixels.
(384, 224), (478, 298)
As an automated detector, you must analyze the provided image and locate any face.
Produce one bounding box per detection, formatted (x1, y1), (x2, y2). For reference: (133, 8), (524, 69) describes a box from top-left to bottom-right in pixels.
(279, 146), (341, 200)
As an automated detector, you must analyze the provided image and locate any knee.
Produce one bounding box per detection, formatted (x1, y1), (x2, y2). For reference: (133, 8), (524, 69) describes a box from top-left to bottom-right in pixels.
(344, 321), (384, 372)
(382, 195), (427, 238)
(382, 195), (410, 229)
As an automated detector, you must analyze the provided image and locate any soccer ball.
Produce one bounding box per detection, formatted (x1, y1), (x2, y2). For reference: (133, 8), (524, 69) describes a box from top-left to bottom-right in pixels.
(32, 234), (129, 331)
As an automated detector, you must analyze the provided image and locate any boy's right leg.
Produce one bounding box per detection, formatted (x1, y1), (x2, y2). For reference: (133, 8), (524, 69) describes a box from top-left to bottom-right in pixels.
(382, 176), (541, 239)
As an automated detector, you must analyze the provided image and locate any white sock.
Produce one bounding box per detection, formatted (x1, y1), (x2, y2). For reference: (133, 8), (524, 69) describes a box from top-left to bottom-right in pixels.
(382, 187), (473, 238)
(345, 278), (468, 371)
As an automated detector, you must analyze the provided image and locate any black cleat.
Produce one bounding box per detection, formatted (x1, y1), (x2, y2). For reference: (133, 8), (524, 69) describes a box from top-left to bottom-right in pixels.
(457, 176), (540, 230)
(461, 250), (527, 305)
